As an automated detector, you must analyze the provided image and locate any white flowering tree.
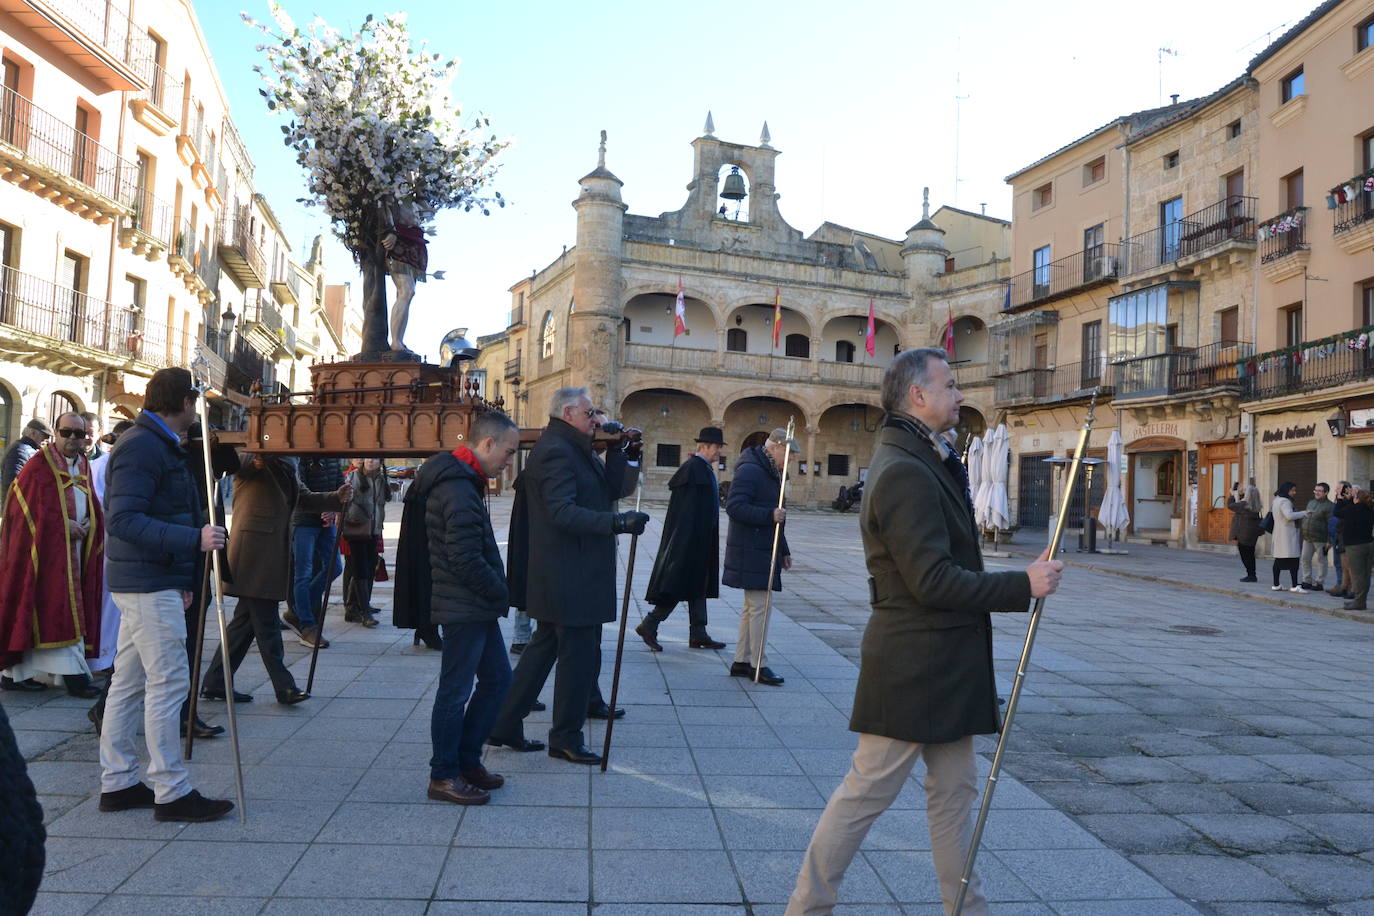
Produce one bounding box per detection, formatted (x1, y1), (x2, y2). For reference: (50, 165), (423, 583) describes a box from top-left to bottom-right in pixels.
(246, 5), (506, 356)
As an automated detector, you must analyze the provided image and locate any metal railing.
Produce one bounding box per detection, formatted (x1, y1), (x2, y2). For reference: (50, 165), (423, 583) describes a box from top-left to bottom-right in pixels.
(504, 355), (522, 379)
(0, 86), (136, 205)
(129, 191), (173, 244)
(1112, 340), (1251, 399)
(0, 265), (170, 365)
(509, 305), (524, 327)
(1259, 207), (1309, 263)
(248, 297), (283, 333)
(1007, 244), (1121, 310)
(171, 218), (195, 265)
(138, 60), (180, 112)
(46, 0), (153, 70)
(1333, 186), (1374, 237)
(994, 359), (1112, 405)
(218, 210), (266, 285)
(1122, 196), (1257, 275)
(1242, 327), (1374, 401)
(195, 243), (218, 291)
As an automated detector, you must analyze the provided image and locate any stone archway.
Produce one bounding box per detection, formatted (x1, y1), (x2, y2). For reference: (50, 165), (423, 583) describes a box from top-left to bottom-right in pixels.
(620, 387), (714, 485)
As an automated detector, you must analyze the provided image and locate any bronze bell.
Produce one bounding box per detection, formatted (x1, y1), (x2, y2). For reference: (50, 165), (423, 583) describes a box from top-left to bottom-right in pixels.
(720, 166), (747, 201)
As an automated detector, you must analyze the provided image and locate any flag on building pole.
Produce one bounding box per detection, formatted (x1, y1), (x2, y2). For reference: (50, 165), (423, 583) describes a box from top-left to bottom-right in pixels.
(674, 277), (687, 337)
(865, 299), (876, 357)
(944, 305), (956, 356)
(772, 287), (782, 349)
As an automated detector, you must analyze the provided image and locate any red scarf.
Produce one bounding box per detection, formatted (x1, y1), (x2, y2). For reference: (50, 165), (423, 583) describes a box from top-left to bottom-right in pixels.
(452, 446), (487, 480)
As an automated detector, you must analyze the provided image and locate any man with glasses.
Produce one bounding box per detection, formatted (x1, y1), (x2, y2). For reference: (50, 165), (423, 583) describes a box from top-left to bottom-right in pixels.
(487, 386), (647, 766)
(0, 412), (104, 697)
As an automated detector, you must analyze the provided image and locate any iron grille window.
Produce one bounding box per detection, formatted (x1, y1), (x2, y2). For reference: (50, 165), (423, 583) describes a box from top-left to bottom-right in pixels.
(827, 454), (850, 478)
(656, 444), (681, 468)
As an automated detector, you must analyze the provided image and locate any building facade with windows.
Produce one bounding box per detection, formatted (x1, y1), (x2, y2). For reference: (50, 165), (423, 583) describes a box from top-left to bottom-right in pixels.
(0, 0), (339, 444)
(472, 125), (1010, 505)
(991, 0), (1374, 550)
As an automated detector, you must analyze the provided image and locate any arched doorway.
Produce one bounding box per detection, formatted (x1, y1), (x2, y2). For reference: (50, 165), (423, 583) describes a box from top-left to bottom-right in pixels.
(954, 406), (986, 454)
(49, 390), (80, 423)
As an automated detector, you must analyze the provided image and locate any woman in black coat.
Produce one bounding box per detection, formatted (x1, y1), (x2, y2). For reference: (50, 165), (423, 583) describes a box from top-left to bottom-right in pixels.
(1227, 482), (1264, 582)
(723, 432), (794, 685)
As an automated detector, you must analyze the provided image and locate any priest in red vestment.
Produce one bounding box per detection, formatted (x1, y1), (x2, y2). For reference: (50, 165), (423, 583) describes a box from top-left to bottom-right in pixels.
(0, 412), (104, 696)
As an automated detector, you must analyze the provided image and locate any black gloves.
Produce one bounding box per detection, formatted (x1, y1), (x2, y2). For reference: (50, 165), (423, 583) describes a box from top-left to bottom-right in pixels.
(612, 511), (650, 536)
(620, 427), (644, 463)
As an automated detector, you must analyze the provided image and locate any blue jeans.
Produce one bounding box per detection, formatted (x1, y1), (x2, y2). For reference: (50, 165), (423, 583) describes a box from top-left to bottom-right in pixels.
(512, 609), (531, 644)
(430, 621), (512, 779)
(291, 524), (341, 628)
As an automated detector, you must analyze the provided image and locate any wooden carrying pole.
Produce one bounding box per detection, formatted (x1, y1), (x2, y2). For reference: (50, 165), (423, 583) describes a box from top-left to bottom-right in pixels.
(190, 352), (247, 823)
(952, 392), (1099, 915)
(600, 475), (643, 772)
(753, 416), (795, 682)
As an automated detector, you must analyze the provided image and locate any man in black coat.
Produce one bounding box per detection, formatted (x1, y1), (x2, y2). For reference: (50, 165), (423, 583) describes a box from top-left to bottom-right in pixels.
(637, 426), (726, 651)
(409, 411), (521, 806)
(786, 348), (1064, 916)
(0, 417), (51, 499)
(723, 428), (796, 686)
(486, 386), (646, 766)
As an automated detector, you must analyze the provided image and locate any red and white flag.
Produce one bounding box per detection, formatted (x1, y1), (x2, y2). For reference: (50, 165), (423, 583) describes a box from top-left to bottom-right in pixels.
(674, 277), (687, 337)
(865, 299), (876, 357)
(772, 287), (782, 349)
(944, 305), (956, 356)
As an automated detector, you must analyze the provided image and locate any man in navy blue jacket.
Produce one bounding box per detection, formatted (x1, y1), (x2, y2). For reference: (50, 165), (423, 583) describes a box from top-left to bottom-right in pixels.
(97, 368), (234, 823)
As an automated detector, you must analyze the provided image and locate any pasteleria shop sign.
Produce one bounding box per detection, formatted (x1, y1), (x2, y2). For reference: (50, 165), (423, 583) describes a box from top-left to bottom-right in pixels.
(1261, 424), (1317, 444)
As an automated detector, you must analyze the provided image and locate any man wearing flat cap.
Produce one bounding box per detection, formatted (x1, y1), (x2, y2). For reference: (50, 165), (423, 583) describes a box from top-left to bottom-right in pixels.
(638, 427), (727, 652)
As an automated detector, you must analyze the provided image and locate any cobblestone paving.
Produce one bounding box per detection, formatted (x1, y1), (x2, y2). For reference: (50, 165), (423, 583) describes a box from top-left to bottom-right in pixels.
(7, 498), (1372, 913)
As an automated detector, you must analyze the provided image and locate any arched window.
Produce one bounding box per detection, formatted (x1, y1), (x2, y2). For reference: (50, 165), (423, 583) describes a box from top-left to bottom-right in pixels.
(540, 311), (556, 359)
(49, 391), (78, 423)
(726, 328), (747, 352)
(835, 340), (856, 363)
(784, 333), (809, 358)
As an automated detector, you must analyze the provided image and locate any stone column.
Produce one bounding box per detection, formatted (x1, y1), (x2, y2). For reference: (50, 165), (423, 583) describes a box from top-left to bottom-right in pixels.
(809, 336), (822, 381)
(715, 327), (726, 368)
(805, 424), (819, 508)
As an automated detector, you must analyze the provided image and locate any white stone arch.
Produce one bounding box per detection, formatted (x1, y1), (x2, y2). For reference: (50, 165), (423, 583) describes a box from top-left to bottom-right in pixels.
(619, 378), (722, 418)
(818, 313), (902, 366)
(622, 281), (726, 327)
(44, 388), (86, 424)
(814, 391), (884, 421)
(715, 162), (751, 222)
(939, 313), (990, 365)
(622, 290), (717, 349)
(722, 393), (810, 437)
(723, 300), (813, 356)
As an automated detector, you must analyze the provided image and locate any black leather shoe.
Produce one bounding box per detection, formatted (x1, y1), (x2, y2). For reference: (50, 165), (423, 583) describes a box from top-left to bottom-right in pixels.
(634, 621), (662, 652)
(530, 700), (547, 712)
(753, 666), (785, 686)
(728, 662), (752, 678)
(1, 676), (47, 692)
(548, 744), (602, 765)
(276, 687), (310, 705)
(509, 642), (527, 655)
(64, 675), (101, 698)
(154, 789), (234, 822)
(689, 635), (727, 650)
(486, 735), (545, 752)
(88, 704), (103, 735)
(587, 703), (625, 720)
(99, 782), (156, 812)
(200, 687), (253, 703)
(181, 716), (224, 739)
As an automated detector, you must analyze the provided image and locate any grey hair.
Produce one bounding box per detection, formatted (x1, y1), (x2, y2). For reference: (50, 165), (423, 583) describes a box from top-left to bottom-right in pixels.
(880, 347), (949, 414)
(469, 410), (518, 445)
(548, 386), (589, 420)
(1244, 484), (1262, 514)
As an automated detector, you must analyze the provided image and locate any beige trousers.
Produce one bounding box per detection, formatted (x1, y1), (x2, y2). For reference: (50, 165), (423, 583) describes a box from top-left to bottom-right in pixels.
(733, 589), (769, 668)
(787, 733), (987, 916)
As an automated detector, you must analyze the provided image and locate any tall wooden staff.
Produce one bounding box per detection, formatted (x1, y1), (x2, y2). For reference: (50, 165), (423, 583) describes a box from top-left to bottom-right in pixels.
(183, 558), (212, 759)
(189, 352), (246, 823)
(753, 416), (795, 682)
(600, 471), (643, 772)
(952, 391), (1099, 915)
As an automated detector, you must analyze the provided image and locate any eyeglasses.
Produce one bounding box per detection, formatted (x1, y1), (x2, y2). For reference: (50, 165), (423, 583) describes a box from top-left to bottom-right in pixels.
(57, 428), (90, 439)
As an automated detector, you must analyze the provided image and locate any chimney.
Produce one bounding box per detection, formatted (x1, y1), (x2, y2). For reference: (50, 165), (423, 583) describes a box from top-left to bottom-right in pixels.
(1170, 93), (1179, 104)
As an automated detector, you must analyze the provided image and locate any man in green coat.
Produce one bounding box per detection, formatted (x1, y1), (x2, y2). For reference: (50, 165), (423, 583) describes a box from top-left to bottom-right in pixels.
(1299, 482), (1333, 591)
(787, 347), (1065, 916)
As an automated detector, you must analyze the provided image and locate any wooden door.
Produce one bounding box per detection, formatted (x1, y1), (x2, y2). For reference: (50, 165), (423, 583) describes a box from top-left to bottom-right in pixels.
(1200, 439), (1243, 543)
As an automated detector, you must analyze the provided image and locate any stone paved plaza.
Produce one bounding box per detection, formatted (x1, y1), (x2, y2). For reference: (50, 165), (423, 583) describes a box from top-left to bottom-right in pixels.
(8, 497), (1374, 914)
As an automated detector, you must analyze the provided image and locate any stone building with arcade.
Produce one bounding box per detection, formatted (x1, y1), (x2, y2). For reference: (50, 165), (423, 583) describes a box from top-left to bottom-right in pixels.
(473, 121), (1011, 505)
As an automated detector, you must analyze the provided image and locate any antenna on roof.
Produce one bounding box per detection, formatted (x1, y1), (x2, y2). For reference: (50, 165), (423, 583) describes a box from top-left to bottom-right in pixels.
(1158, 46), (1178, 106)
(953, 70), (970, 206)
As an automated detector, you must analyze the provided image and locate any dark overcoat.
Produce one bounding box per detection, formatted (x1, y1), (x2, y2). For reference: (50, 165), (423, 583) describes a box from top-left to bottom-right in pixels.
(722, 446), (790, 592)
(850, 414), (1032, 745)
(505, 474), (529, 609)
(223, 456), (340, 601)
(645, 454), (720, 604)
(391, 477), (429, 630)
(420, 452), (508, 625)
(522, 418), (636, 627)
(1227, 497), (1263, 546)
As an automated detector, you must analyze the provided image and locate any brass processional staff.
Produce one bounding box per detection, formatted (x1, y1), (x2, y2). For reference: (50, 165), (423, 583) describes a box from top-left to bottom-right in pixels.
(952, 390), (1100, 915)
(190, 351), (247, 823)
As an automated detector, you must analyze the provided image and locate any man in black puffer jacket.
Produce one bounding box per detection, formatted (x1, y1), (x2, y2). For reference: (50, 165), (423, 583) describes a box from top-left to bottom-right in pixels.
(417, 410), (521, 806)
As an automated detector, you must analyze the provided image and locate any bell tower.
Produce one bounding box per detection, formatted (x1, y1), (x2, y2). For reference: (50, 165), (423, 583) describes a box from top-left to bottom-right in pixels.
(901, 187), (949, 329)
(569, 130), (627, 412)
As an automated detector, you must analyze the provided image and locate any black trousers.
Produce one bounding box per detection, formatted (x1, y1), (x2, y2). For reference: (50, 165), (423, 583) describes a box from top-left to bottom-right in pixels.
(202, 596), (297, 696)
(1237, 544), (1257, 578)
(489, 622), (604, 751)
(343, 537), (377, 615)
(646, 598), (709, 639)
(1272, 557), (1299, 588)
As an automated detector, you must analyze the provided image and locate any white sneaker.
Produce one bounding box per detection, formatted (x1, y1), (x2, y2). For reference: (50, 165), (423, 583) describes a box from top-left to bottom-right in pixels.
(1271, 585), (1283, 591)
(1289, 586), (1305, 593)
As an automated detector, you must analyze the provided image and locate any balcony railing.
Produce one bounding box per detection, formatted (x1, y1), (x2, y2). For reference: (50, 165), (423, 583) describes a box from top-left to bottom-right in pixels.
(42, 0), (152, 71)
(626, 342), (717, 371)
(994, 359), (1112, 405)
(721, 350), (812, 379)
(138, 61), (180, 113)
(1122, 196), (1257, 276)
(817, 360), (884, 386)
(1242, 326), (1374, 401)
(1333, 184), (1374, 238)
(228, 334), (274, 393)
(0, 85), (136, 207)
(247, 298), (283, 333)
(504, 355), (522, 379)
(0, 265), (170, 367)
(128, 191), (173, 244)
(270, 268), (300, 306)
(1259, 207), (1308, 264)
(1112, 340), (1252, 399)
(1007, 244), (1121, 310)
(217, 211), (266, 288)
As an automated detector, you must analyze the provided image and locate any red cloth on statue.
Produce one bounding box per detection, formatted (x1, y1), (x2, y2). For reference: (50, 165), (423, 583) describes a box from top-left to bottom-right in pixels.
(0, 444), (104, 669)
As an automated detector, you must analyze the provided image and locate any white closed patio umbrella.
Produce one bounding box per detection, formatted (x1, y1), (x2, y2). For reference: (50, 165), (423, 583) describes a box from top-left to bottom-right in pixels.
(987, 424), (1011, 533)
(967, 434), (986, 529)
(1097, 429), (1130, 544)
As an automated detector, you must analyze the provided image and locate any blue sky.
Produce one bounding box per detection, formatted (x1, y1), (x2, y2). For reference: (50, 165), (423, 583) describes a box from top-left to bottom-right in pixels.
(198, 0), (1305, 360)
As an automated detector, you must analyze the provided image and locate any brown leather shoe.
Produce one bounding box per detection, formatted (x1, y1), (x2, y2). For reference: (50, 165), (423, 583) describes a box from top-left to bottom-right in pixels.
(634, 621), (662, 652)
(427, 778), (490, 805)
(460, 766), (505, 790)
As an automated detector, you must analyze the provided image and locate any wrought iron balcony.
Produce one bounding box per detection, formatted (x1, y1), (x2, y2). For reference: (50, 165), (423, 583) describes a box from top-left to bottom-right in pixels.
(0, 0), (152, 91)
(504, 355), (522, 380)
(994, 359), (1111, 406)
(1259, 207), (1309, 264)
(1112, 340), (1252, 400)
(119, 191), (173, 259)
(1006, 244), (1121, 311)
(0, 86), (136, 221)
(1332, 175), (1374, 254)
(509, 305), (525, 328)
(270, 268), (300, 306)
(218, 210), (267, 289)
(1121, 196), (1257, 277)
(1242, 326), (1374, 401)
